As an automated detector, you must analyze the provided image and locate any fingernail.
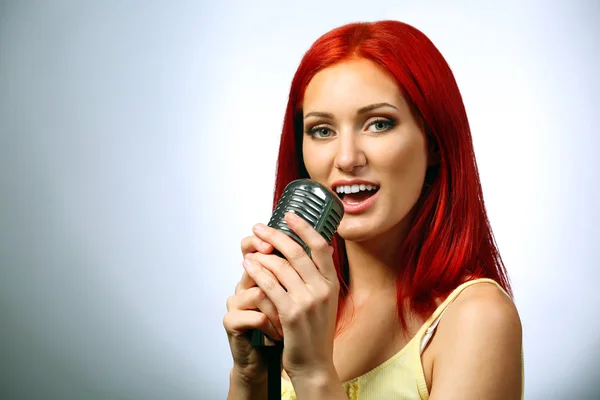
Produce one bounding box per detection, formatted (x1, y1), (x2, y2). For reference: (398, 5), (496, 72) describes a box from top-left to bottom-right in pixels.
(286, 212), (300, 222)
(329, 245), (334, 255)
(253, 223), (266, 232)
(243, 259), (254, 270)
(260, 241), (271, 250)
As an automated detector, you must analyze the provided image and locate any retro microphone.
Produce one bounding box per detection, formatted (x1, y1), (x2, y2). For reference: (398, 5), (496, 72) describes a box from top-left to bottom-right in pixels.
(250, 178), (344, 399)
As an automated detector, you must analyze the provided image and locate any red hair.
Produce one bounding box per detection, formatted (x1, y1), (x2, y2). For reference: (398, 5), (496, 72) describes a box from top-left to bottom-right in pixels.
(272, 20), (512, 332)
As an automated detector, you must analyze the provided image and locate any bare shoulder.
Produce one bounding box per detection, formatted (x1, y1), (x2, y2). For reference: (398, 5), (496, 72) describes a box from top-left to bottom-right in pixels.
(450, 281), (521, 332)
(428, 282), (523, 400)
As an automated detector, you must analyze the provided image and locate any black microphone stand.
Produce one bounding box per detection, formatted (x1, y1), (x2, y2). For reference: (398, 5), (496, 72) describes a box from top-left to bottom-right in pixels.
(252, 330), (283, 400)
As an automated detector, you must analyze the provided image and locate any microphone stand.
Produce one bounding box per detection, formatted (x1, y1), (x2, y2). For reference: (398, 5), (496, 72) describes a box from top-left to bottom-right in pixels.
(252, 330), (283, 400)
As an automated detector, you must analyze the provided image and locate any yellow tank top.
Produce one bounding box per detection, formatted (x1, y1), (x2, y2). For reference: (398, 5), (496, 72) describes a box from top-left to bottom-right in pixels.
(280, 278), (524, 399)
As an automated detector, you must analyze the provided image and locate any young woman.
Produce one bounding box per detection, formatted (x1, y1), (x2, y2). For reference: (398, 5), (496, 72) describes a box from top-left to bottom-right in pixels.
(224, 20), (523, 400)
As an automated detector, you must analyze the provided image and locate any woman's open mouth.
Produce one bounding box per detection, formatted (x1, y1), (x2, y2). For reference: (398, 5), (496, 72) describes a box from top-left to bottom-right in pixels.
(334, 183), (380, 214)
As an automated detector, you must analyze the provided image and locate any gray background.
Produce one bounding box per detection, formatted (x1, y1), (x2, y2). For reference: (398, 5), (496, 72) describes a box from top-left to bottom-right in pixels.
(1, 0), (598, 399)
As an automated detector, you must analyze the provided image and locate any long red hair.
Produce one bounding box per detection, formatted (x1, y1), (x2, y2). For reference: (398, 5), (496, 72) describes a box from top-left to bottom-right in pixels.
(271, 20), (512, 332)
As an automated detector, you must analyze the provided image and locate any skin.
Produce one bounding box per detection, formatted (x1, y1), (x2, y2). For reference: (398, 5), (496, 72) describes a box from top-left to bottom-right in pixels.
(301, 57), (433, 296)
(224, 58), (522, 399)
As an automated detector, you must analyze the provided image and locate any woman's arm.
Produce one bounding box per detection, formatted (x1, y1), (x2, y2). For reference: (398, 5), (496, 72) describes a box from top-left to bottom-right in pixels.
(285, 366), (349, 400)
(428, 283), (523, 400)
(227, 368), (267, 400)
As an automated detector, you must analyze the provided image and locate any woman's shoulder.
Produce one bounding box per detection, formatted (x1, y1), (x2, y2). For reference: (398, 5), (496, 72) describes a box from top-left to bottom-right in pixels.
(440, 280), (522, 350)
(427, 280), (523, 398)
(450, 280), (520, 324)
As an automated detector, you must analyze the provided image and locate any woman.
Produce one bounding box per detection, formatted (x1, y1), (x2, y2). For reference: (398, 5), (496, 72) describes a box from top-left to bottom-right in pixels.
(224, 20), (523, 400)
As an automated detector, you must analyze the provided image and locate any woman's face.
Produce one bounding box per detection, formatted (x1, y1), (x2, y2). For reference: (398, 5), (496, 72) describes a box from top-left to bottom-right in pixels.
(302, 58), (431, 243)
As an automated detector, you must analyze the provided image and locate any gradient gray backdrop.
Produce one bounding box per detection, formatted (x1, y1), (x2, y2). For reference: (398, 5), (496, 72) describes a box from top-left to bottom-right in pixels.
(1, 1), (598, 399)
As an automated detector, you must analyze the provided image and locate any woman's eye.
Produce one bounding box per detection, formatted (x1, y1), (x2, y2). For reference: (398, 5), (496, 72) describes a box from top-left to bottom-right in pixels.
(367, 119), (394, 132)
(308, 126), (334, 138)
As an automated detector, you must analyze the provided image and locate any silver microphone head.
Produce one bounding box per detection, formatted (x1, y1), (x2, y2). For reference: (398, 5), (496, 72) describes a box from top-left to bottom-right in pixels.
(267, 179), (344, 258)
(251, 179), (344, 348)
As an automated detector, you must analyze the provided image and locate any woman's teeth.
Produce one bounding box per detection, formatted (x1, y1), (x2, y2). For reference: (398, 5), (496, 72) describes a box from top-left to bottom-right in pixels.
(335, 184), (378, 194)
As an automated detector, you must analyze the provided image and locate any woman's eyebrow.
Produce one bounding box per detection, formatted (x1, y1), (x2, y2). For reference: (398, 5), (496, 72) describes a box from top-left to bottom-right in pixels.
(304, 102), (399, 120)
(304, 111), (333, 120)
(356, 102), (399, 114)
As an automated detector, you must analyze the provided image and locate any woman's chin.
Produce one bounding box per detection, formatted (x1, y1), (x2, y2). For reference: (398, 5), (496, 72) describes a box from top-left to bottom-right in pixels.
(336, 211), (408, 245)
(337, 222), (379, 243)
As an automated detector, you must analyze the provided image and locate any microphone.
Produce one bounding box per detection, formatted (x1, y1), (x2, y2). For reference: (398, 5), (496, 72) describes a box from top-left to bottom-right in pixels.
(249, 179), (343, 400)
(251, 178), (344, 348)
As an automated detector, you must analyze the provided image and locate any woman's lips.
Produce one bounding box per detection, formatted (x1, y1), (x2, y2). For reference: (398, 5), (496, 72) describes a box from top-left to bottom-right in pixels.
(341, 189), (380, 214)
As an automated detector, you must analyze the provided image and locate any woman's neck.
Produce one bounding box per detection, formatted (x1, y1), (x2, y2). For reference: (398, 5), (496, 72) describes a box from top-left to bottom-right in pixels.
(345, 243), (397, 297)
(343, 220), (410, 298)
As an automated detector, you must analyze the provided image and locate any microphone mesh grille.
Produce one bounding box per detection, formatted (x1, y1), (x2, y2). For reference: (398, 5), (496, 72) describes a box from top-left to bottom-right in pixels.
(267, 179), (343, 257)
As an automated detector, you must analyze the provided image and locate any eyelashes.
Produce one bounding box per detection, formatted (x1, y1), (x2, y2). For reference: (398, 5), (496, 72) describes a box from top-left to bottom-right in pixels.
(304, 117), (397, 139)
(366, 118), (396, 133)
(306, 126), (334, 138)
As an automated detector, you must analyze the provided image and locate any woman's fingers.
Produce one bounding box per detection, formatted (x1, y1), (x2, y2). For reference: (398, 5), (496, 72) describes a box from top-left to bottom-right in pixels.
(241, 235), (273, 257)
(283, 212), (338, 283)
(248, 252), (311, 298)
(223, 309), (282, 342)
(236, 235), (274, 294)
(227, 286), (283, 338)
(251, 213), (337, 284)
(243, 257), (293, 312)
(235, 270), (256, 295)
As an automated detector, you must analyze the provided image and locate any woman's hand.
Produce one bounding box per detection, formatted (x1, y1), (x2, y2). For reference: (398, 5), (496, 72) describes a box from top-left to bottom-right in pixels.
(243, 212), (340, 382)
(223, 234), (282, 384)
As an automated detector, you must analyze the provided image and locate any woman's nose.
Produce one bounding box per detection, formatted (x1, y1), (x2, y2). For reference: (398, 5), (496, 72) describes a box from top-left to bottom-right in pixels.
(333, 132), (366, 172)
